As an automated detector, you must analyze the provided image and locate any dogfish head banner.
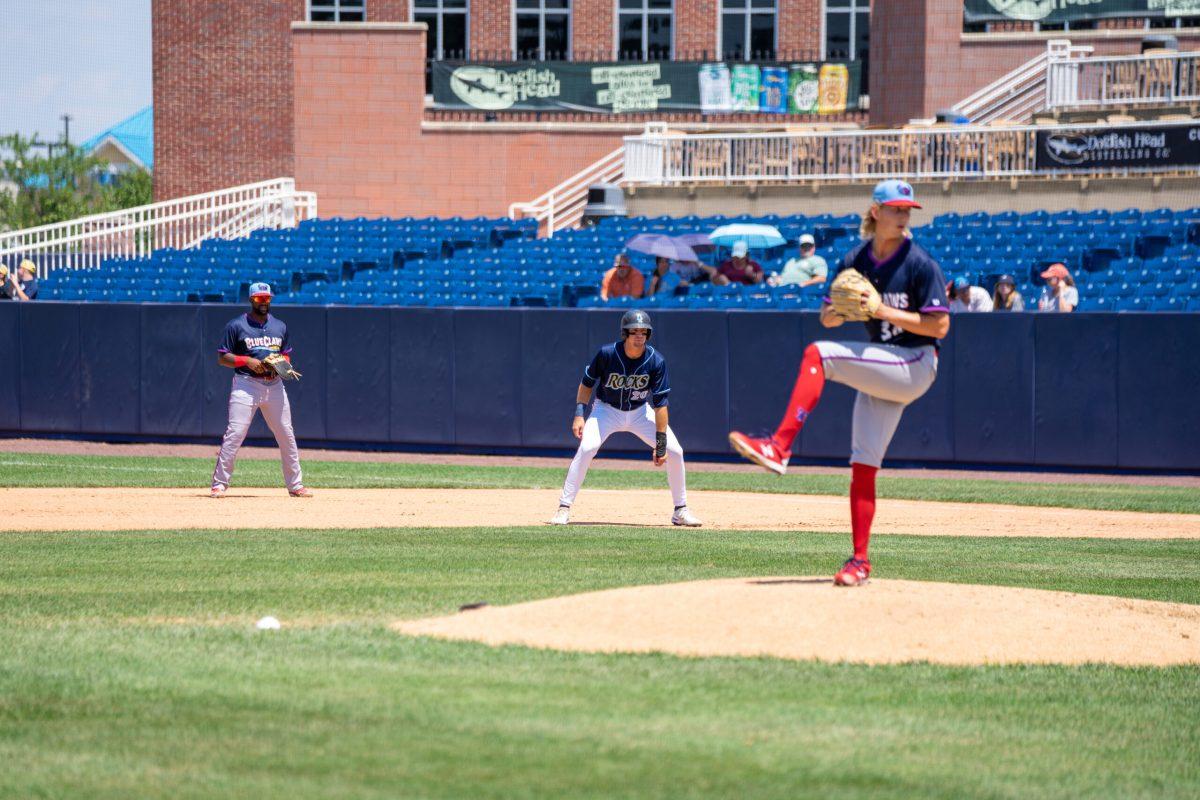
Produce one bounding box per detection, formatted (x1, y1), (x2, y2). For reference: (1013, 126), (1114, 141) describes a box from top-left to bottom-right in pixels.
(1035, 124), (1200, 171)
(433, 60), (862, 115)
(965, 0), (1200, 24)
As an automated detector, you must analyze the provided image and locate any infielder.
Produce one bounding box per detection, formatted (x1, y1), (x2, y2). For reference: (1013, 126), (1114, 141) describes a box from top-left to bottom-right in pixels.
(728, 179), (949, 585)
(551, 310), (701, 527)
(210, 282), (312, 498)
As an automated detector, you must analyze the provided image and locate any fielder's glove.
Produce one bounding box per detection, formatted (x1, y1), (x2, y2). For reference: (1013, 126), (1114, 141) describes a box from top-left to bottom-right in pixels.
(829, 269), (882, 321)
(262, 353), (302, 381)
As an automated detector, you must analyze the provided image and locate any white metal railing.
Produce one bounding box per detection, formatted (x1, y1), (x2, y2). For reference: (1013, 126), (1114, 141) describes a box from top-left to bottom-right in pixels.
(622, 120), (1200, 185)
(0, 178), (317, 276)
(1047, 48), (1200, 110)
(955, 39), (1094, 124)
(508, 147), (625, 237)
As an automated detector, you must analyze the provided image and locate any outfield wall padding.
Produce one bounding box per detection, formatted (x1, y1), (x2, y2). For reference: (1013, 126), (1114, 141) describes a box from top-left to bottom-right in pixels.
(0, 303), (1197, 470)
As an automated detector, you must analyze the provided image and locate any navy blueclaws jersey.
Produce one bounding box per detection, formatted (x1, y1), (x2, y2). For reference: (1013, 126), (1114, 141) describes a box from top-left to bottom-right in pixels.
(828, 238), (949, 349)
(581, 342), (670, 410)
(218, 314), (291, 377)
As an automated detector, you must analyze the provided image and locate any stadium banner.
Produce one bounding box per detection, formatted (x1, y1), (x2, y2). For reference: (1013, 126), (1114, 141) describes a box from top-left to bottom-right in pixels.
(432, 60), (861, 114)
(965, 0), (1200, 25)
(1035, 124), (1200, 170)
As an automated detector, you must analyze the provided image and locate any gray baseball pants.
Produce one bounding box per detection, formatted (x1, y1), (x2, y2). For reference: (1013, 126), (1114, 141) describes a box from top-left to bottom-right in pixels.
(211, 373), (303, 491)
(814, 340), (939, 468)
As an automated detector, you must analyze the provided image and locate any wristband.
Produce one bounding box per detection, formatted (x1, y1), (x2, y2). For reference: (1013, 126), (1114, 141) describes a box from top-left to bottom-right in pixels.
(574, 403), (587, 418)
(233, 355), (249, 368)
(654, 431), (667, 459)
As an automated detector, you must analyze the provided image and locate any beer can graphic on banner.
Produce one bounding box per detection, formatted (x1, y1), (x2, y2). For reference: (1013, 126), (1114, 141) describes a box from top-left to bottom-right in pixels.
(730, 64), (761, 113)
(818, 63), (850, 115)
(699, 63), (733, 114)
(788, 64), (819, 114)
(760, 66), (788, 114)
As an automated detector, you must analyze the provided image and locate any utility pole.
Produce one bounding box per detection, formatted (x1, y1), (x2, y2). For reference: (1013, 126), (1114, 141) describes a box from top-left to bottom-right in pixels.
(61, 114), (72, 146)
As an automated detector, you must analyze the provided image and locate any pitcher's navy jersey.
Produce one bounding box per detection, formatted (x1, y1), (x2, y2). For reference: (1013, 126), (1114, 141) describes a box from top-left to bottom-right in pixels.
(218, 314), (291, 377)
(827, 238), (949, 349)
(582, 342), (670, 410)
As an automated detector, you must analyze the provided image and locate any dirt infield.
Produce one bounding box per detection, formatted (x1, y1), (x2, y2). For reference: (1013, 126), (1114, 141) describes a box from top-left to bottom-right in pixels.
(394, 577), (1200, 666)
(3, 486), (1199, 538)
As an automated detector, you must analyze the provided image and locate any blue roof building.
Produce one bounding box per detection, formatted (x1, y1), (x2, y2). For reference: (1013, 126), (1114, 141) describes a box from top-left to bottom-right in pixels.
(82, 106), (152, 173)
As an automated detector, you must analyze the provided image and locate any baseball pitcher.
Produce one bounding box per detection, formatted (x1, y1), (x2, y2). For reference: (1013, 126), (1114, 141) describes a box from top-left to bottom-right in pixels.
(728, 179), (950, 586)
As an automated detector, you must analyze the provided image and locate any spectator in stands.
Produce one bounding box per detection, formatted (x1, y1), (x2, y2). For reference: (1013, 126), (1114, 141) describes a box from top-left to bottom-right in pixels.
(672, 259), (716, 285)
(947, 276), (990, 312)
(0, 259), (38, 301)
(645, 256), (682, 297)
(773, 234), (828, 288)
(992, 274), (1024, 312)
(1037, 263), (1077, 313)
(716, 241), (765, 286)
(600, 252), (644, 301)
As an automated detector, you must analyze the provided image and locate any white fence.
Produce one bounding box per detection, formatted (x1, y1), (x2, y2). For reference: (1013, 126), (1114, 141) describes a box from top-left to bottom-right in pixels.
(0, 178), (317, 276)
(1047, 49), (1200, 110)
(622, 120), (1200, 185)
(508, 147), (625, 237)
(955, 40), (1095, 124)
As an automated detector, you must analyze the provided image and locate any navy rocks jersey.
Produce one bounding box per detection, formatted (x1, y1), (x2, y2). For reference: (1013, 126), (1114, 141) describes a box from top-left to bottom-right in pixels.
(582, 342), (670, 410)
(829, 238), (949, 349)
(218, 314), (291, 377)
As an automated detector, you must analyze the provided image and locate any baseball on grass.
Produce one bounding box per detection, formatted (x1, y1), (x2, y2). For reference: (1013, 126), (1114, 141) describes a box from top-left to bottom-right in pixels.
(256, 615), (282, 630)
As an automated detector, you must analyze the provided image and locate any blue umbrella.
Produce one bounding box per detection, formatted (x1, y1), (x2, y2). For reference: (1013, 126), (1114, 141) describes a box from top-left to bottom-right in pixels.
(708, 223), (786, 249)
(624, 233), (700, 262)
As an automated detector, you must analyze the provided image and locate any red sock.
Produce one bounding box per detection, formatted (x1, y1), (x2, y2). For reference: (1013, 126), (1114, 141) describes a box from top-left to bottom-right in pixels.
(772, 343), (826, 452)
(850, 462), (878, 561)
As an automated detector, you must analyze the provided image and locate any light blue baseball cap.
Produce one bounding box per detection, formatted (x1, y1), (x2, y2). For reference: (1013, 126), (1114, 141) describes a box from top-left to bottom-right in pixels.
(248, 282), (273, 298)
(872, 179), (922, 209)
(952, 276), (969, 290)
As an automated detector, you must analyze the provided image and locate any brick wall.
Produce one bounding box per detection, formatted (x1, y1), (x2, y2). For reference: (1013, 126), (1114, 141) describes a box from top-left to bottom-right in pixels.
(874, 0), (1200, 124)
(153, 0), (304, 201)
(676, 0), (718, 57)
(573, 0), (614, 59)
(869, 0), (931, 126)
(293, 24), (624, 218)
(470, 0), (511, 56)
(778, 0), (822, 57)
(367, 0), (408, 22)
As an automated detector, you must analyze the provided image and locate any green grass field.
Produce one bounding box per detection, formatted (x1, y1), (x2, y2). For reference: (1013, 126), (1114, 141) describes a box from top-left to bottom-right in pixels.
(1, 452), (1197, 798)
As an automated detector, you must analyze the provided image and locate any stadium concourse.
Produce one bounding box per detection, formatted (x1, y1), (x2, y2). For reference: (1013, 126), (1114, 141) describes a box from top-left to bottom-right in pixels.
(36, 207), (1200, 311)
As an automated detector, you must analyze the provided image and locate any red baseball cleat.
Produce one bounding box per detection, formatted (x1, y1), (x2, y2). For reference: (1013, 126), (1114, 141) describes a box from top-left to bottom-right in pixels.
(289, 486), (314, 498)
(728, 431), (789, 475)
(209, 485), (227, 499)
(833, 557), (871, 587)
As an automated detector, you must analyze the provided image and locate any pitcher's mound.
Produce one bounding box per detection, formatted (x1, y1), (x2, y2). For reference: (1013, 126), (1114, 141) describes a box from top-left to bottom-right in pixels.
(393, 578), (1200, 666)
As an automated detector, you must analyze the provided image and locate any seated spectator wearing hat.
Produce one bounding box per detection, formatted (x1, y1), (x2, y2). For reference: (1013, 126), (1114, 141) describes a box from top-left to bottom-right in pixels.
(1, 259), (39, 301)
(947, 276), (990, 312)
(600, 252), (644, 301)
(992, 274), (1024, 312)
(774, 234), (828, 288)
(716, 241), (765, 286)
(1037, 263), (1077, 313)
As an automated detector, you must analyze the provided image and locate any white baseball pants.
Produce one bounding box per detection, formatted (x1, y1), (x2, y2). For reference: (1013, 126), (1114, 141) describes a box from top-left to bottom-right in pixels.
(211, 374), (303, 491)
(559, 402), (687, 508)
(815, 340), (938, 468)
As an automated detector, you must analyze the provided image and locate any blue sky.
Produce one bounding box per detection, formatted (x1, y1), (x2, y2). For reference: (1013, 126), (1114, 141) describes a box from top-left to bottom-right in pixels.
(0, 0), (152, 144)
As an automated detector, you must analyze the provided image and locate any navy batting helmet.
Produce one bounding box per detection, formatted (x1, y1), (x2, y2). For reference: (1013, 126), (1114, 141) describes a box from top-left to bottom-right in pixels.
(620, 309), (653, 340)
